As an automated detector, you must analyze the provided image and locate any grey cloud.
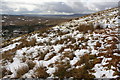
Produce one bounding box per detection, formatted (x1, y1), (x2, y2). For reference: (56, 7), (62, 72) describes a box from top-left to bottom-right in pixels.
(1, 1), (118, 15)
(2, 2), (14, 14)
(45, 2), (74, 13)
(92, 2), (118, 10)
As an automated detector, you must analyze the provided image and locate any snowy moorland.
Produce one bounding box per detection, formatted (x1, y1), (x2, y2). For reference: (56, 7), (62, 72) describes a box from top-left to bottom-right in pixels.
(0, 7), (120, 79)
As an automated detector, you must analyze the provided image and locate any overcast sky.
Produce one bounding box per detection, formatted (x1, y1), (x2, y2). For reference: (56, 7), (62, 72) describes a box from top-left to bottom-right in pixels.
(1, 0), (119, 15)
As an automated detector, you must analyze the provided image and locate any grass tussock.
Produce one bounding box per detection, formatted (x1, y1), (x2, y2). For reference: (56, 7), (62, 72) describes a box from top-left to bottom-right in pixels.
(76, 23), (104, 33)
(1, 67), (12, 78)
(53, 61), (71, 78)
(15, 64), (29, 78)
(1, 51), (14, 61)
(75, 54), (96, 67)
(26, 60), (36, 69)
(62, 52), (75, 60)
(45, 53), (56, 61)
(34, 66), (49, 78)
(21, 38), (36, 47)
(76, 24), (95, 33)
(67, 66), (95, 79)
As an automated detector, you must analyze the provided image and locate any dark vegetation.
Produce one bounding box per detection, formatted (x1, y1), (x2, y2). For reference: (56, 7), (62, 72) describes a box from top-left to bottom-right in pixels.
(2, 15), (70, 42)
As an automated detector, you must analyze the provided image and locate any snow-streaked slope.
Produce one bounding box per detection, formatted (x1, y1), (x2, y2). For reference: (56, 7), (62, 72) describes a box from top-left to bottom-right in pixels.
(0, 7), (120, 79)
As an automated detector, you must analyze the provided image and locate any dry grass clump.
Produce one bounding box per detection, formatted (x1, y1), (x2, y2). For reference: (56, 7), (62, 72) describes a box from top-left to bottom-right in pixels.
(67, 67), (95, 79)
(76, 23), (104, 33)
(28, 38), (36, 47)
(53, 39), (64, 45)
(95, 41), (101, 47)
(75, 54), (96, 68)
(53, 61), (71, 78)
(1, 67), (12, 78)
(38, 52), (48, 60)
(1, 51), (15, 61)
(93, 58), (103, 64)
(44, 53), (56, 61)
(26, 60), (36, 69)
(62, 52), (75, 60)
(15, 64), (29, 78)
(113, 71), (120, 78)
(78, 36), (85, 41)
(21, 38), (36, 47)
(51, 36), (76, 45)
(68, 36), (76, 43)
(76, 24), (95, 33)
(65, 44), (74, 50)
(34, 66), (49, 78)
(57, 30), (70, 36)
(58, 47), (65, 53)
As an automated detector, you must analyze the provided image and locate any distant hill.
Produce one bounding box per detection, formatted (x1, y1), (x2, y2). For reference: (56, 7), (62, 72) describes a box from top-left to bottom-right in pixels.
(26, 14), (89, 18)
(2, 14), (89, 18)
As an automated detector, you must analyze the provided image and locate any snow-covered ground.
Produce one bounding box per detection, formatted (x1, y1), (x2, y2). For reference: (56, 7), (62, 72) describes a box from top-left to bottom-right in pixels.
(0, 7), (120, 79)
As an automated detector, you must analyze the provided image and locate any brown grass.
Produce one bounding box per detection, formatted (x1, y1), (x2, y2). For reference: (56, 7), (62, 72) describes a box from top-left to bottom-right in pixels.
(62, 52), (75, 60)
(67, 66), (95, 79)
(1, 67), (12, 78)
(26, 60), (36, 69)
(1, 50), (15, 61)
(15, 65), (29, 78)
(61, 54), (97, 78)
(76, 24), (95, 33)
(53, 61), (71, 78)
(95, 41), (101, 47)
(45, 53), (56, 61)
(21, 38), (36, 47)
(38, 52), (48, 60)
(75, 54), (96, 68)
(34, 66), (49, 78)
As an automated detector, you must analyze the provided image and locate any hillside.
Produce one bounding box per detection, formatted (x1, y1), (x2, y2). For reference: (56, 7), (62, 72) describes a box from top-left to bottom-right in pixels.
(1, 15), (69, 41)
(0, 7), (120, 79)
